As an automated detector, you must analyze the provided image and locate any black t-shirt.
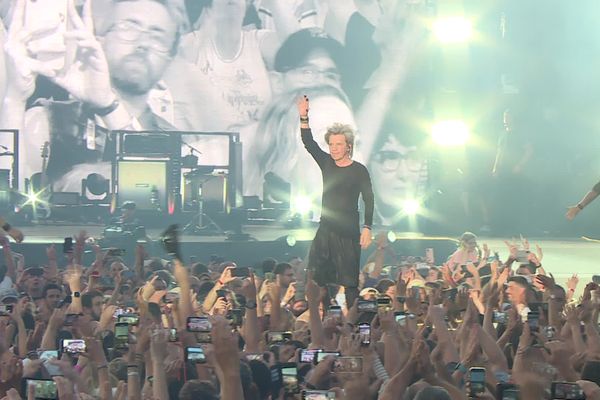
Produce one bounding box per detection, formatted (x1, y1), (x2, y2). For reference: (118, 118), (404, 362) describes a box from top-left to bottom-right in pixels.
(301, 128), (374, 236)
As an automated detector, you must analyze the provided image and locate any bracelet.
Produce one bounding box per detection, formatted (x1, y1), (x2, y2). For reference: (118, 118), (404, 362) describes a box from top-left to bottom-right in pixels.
(127, 364), (139, 369)
(217, 280), (224, 286)
(362, 225), (372, 230)
(577, 203), (584, 210)
(2, 223), (11, 231)
(300, 116), (309, 122)
(127, 371), (139, 377)
(93, 98), (120, 117)
(97, 365), (108, 370)
(454, 363), (468, 374)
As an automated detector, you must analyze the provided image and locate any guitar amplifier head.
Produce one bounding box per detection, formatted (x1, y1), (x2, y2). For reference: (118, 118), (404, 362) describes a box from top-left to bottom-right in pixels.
(122, 133), (176, 155)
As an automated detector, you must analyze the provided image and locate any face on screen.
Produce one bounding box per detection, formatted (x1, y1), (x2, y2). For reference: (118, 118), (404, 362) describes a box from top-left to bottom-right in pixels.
(103, 1), (177, 95)
(281, 48), (341, 92)
(370, 134), (427, 211)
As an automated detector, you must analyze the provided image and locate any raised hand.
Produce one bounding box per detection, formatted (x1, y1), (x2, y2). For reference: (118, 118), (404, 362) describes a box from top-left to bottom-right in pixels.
(504, 240), (519, 260)
(297, 95), (309, 118)
(360, 228), (372, 250)
(566, 205), (581, 221)
(7, 227), (24, 243)
(50, 0), (114, 108)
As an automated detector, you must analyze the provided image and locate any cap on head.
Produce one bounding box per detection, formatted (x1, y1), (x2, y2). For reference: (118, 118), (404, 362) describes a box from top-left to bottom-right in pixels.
(273, 28), (343, 73)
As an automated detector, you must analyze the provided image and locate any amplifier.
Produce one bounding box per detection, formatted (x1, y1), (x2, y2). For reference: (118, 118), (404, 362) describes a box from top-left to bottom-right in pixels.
(116, 160), (168, 210)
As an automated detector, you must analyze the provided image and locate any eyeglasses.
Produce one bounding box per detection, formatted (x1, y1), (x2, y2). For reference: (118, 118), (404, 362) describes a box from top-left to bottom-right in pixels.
(288, 67), (341, 84)
(372, 150), (425, 173)
(107, 20), (173, 54)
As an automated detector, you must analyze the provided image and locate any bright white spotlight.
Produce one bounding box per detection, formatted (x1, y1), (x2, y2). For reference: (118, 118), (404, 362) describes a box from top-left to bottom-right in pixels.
(25, 192), (40, 205)
(433, 17), (473, 43)
(402, 199), (422, 215)
(387, 231), (397, 243)
(431, 120), (470, 146)
(285, 235), (297, 247)
(292, 195), (312, 216)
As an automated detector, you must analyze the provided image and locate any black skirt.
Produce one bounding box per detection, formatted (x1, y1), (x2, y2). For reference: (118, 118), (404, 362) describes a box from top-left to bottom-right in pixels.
(308, 225), (361, 288)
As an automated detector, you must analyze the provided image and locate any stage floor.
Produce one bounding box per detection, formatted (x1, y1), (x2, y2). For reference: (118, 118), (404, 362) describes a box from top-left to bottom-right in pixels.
(11, 224), (600, 290)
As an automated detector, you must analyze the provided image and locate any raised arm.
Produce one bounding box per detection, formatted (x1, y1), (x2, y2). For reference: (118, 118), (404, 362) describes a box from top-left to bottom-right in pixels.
(566, 180), (600, 220)
(297, 95), (329, 166)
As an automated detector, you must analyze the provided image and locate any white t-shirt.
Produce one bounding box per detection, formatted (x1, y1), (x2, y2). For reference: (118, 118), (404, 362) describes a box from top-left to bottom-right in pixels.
(0, 275), (13, 290)
(176, 29), (273, 132)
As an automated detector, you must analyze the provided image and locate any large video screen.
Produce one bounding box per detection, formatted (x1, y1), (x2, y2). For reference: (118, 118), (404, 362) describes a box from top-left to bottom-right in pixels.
(0, 0), (431, 226)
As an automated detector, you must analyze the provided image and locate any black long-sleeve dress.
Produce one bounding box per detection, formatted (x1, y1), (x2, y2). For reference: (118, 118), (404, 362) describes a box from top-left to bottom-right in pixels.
(301, 128), (374, 287)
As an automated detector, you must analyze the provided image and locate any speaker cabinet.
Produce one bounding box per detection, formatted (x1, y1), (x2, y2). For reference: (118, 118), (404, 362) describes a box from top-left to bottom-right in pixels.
(116, 160), (168, 210)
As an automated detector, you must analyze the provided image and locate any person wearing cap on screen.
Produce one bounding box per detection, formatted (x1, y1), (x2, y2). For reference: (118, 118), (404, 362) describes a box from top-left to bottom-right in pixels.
(245, 28), (355, 205)
(297, 95), (374, 307)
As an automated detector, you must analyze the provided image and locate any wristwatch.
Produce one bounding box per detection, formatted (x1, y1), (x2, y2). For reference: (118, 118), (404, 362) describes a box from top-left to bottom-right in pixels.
(245, 300), (257, 310)
(73, 291), (81, 298)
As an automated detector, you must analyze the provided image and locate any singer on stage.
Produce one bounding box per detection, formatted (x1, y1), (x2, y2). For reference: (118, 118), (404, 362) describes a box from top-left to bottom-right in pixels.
(297, 95), (374, 307)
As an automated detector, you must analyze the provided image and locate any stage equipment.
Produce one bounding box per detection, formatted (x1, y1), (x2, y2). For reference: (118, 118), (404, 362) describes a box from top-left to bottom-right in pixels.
(82, 173), (109, 202)
(263, 172), (291, 209)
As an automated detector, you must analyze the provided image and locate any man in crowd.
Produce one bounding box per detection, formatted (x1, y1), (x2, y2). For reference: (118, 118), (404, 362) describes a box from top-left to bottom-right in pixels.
(0, 0), (184, 190)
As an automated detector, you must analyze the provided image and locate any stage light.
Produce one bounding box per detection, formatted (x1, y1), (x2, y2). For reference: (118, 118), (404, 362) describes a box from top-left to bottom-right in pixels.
(431, 120), (469, 146)
(277, 235), (297, 247)
(24, 191), (40, 206)
(387, 231), (397, 243)
(84, 173), (109, 196)
(292, 195), (312, 216)
(433, 16), (472, 43)
(402, 199), (422, 215)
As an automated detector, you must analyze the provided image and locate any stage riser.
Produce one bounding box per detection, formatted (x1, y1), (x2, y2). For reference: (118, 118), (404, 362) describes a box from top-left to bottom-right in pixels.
(9, 239), (458, 272)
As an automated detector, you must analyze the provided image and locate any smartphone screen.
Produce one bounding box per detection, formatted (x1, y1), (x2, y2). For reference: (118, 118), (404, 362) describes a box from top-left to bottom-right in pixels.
(187, 316), (210, 332)
(62, 237), (73, 254)
(61, 339), (86, 355)
(117, 314), (140, 326)
(333, 356), (363, 373)
(358, 323), (370, 345)
(25, 379), (58, 400)
(187, 316), (211, 343)
(316, 351), (340, 363)
(469, 368), (486, 396)
(551, 382), (586, 399)
(38, 350), (62, 376)
(268, 331), (292, 344)
(394, 311), (407, 326)
(327, 306), (342, 320)
(115, 323), (129, 338)
(185, 347), (206, 363)
(231, 267), (250, 278)
(226, 308), (243, 327)
(527, 311), (540, 332)
(358, 300), (377, 313)
(299, 349), (321, 364)
(302, 390), (336, 399)
(376, 297), (392, 310)
(281, 364), (299, 394)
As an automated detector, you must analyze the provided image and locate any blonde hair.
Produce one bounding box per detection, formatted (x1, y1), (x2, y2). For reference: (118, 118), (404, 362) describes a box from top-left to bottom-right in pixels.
(324, 123), (355, 157)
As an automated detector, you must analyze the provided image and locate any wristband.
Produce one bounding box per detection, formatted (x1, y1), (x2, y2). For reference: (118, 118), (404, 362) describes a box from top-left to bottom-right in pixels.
(454, 363), (468, 374)
(97, 365), (108, 370)
(300, 116), (309, 122)
(577, 203), (584, 210)
(93, 99), (120, 117)
(217, 279), (224, 286)
(2, 223), (11, 231)
(127, 371), (139, 377)
(362, 225), (372, 230)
